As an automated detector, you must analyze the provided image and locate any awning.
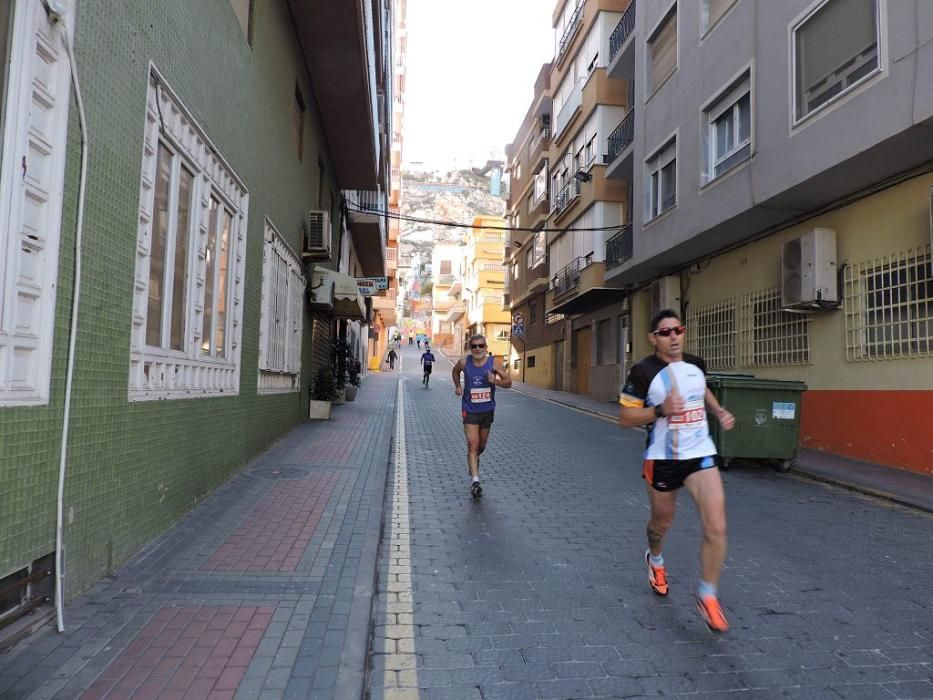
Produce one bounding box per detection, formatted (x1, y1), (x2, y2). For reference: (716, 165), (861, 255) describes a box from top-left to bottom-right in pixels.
(309, 266), (367, 321)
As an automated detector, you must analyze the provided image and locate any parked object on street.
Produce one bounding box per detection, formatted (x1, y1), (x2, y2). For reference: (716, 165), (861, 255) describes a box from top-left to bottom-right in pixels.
(706, 375), (807, 472)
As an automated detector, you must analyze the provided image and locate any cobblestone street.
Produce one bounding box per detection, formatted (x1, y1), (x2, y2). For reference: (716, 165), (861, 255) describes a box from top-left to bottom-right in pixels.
(1, 344), (931, 699)
(369, 345), (933, 699)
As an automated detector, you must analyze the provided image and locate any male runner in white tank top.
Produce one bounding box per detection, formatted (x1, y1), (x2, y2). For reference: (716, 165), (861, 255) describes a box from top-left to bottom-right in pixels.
(619, 309), (736, 632)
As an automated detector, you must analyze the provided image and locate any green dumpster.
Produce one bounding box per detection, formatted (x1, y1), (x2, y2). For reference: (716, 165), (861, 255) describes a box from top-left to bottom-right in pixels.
(706, 375), (807, 472)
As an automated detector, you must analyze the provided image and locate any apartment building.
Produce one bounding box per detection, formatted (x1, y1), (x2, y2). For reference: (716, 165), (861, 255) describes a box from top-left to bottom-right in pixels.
(596, 0), (932, 475)
(431, 243), (464, 341)
(0, 0), (392, 615)
(464, 218), (511, 358)
(505, 0), (633, 399)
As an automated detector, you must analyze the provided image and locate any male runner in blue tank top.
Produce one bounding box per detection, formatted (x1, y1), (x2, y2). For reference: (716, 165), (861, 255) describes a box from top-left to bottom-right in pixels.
(451, 334), (512, 498)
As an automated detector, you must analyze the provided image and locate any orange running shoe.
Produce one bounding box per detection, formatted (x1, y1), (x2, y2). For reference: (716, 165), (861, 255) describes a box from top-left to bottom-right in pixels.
(696, 594), (729, 632)
(645, 550), (668, 596)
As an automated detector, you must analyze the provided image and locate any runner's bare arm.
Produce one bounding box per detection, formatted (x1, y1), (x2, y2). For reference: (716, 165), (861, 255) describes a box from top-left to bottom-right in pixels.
(452, 358), (465, 395)
(619, 405), (660, 428)
(705, 388), (735, 430)
(491, 367), (512, 389)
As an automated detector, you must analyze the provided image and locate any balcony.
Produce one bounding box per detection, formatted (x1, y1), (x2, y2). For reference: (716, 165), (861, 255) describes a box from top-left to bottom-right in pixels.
(605, 224), (633, 269)
(607, 0), (636, 80)
(550, 178), (581, 219)
(605, 109), (635, 180)
(344, 189), (387, 277)
(556, 0), (586, 67)
(289, 0), (384, 188)
(386, 246), (397, 272)
(436, 274), (456, 286)
(549, 253), (621, 314)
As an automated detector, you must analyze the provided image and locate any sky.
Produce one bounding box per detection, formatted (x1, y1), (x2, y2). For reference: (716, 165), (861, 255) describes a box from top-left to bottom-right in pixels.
(402, 0), (554, 170)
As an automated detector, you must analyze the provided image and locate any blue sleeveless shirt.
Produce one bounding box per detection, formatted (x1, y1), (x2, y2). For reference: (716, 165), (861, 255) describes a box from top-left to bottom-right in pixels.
(462, 355), (496, 413)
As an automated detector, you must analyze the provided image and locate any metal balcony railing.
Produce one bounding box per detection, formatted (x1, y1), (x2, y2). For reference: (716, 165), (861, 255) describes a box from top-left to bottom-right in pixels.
(346, 189), (384, 213)
(605, 224), (633, 269)
(437, 274), (456, 285)
(606, 109), (635, 164)
(551, 254), (593, 296)
(609, 0), (636, 63)
(551, 178), (581, 217)
(557, 0), (586, 63)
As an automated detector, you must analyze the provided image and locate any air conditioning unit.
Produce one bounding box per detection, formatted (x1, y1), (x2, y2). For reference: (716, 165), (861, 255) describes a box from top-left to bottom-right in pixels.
(302, 210), (331, 259)
(650, 276), (681, 316)
(781, 228), (837, 310)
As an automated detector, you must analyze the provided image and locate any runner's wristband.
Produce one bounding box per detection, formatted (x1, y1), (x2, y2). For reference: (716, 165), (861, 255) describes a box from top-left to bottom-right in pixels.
(654, 404), (665, 418)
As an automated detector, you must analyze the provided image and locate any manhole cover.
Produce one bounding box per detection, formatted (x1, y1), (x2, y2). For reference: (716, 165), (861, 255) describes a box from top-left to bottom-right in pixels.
(250, 466), (309, 480)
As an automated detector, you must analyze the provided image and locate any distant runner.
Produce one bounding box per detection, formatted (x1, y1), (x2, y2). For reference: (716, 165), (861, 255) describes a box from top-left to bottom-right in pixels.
(619, 308), (736, 632)
(420, 347), (436, 387)
(452, 334), (511, 498)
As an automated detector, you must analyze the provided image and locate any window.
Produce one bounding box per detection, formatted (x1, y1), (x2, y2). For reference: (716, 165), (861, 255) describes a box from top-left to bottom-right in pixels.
(130, 71), (248, 401)
(229, 0), (254, 43)
(686, 299), (737, 369)
(647, 6), (677, 95)
(533, 167), (548, 204)
(527, 355), (536, 368)
(532, 230), (546, 268)
(740, 288), (811, 366)
(294, 85), (305, 161)
(703, 73), (751, 183)
(512, 262), (519, 281)
(701, 0), (738, 34)
(844, 245), (932, 361)
(258, 221), (306, 392)
(596, 319), (614, 365)
(0, 2), (73, 406)
(440, 260), (452, 275)
(526, 247), (534, 269)
(646, 139), (676, 220)
(793, 0), (880, 123)
(584, 134), (597, 168)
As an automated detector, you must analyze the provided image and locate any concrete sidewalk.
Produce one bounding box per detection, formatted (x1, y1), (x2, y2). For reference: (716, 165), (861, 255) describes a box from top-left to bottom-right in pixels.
(0, 372), (398, 700)
(506, 379), (933, 514)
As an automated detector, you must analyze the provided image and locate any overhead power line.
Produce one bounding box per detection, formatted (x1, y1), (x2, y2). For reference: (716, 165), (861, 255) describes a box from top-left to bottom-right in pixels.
(345, 203), (628, 234)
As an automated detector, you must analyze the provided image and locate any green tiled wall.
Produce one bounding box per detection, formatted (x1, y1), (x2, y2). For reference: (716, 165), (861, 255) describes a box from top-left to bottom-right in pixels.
(0, 0), (341, 597)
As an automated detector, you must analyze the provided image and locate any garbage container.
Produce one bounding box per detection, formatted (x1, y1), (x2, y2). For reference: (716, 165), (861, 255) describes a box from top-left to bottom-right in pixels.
(706, 375), (807, 472)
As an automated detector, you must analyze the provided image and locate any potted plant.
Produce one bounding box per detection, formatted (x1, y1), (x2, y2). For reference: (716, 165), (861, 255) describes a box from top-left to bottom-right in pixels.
(344, 359), (362, 401)
(309, 365), (338, 419)
(332, 337), (360, 402)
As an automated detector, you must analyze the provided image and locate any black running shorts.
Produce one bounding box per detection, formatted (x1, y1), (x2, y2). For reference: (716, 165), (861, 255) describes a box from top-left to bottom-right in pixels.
(642, 456), (716, 491)
(462, 410), (494, 429)
(423, 365), (432, 374)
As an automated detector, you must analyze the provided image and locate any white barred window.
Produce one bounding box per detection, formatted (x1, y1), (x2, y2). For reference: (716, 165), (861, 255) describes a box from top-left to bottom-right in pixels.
(844, 245), (933, 361)
(258, 221), (305, 393)
(686, 299), (736, 369)
(0, 1), (74, 406)
(740, 288), (811, 366)
(129, 68), (248, 401)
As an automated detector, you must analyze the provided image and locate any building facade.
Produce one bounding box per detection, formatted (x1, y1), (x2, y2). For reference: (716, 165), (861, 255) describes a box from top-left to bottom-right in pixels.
(466, 217), (511, 358)
(506, 0), (933, 475)
(0, 0), (392, 618)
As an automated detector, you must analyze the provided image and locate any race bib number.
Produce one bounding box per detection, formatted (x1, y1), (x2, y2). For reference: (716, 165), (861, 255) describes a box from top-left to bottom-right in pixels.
(470, 388), (492, 403)
(668, 400), (706, 430)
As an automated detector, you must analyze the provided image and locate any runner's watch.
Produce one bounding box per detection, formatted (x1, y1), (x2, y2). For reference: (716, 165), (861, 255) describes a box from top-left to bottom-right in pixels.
(654, 404), (665, 418)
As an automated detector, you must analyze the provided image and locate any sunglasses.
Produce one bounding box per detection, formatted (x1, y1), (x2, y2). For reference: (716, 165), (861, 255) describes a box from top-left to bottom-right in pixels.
(470, 344), (486, 349)
(652, 325), (686, 338)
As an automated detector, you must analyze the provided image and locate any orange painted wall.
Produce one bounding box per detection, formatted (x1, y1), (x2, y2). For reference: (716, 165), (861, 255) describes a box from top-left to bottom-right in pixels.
(800, 391), (933, 476)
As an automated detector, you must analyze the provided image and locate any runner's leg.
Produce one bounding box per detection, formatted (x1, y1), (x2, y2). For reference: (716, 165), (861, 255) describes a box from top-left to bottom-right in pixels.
(645, 483), (677, 556)
(684, 468), (727, 587)
(463, 424), (481, 479)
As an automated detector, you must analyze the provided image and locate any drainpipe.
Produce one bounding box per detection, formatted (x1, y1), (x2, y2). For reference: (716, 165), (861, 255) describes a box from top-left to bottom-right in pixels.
(44, 0), (88, 633)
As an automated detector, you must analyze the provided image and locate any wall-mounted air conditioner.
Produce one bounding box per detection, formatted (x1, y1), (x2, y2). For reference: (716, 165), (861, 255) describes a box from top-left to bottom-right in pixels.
(302, 210), (331, 259)
(650, 276), (681, 316)
(781, 228), (837, 310)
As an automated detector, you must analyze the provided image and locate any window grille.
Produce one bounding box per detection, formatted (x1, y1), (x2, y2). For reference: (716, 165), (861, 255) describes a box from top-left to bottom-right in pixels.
(545, 312), (565, 325)
(844, 246), (933, 361)
(596, 319), (614, 365)
(686, 299), (736, 369)
(739, 288), (811, 366)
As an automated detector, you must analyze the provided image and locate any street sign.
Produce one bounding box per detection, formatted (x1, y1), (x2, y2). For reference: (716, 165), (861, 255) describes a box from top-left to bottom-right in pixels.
(512, 312), (525, 326)
(511, 323), (525, 338)
(355, 277), (389, 296)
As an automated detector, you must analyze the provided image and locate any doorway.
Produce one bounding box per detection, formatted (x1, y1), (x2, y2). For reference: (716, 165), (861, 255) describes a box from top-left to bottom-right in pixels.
(575, 327), (591, 395)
